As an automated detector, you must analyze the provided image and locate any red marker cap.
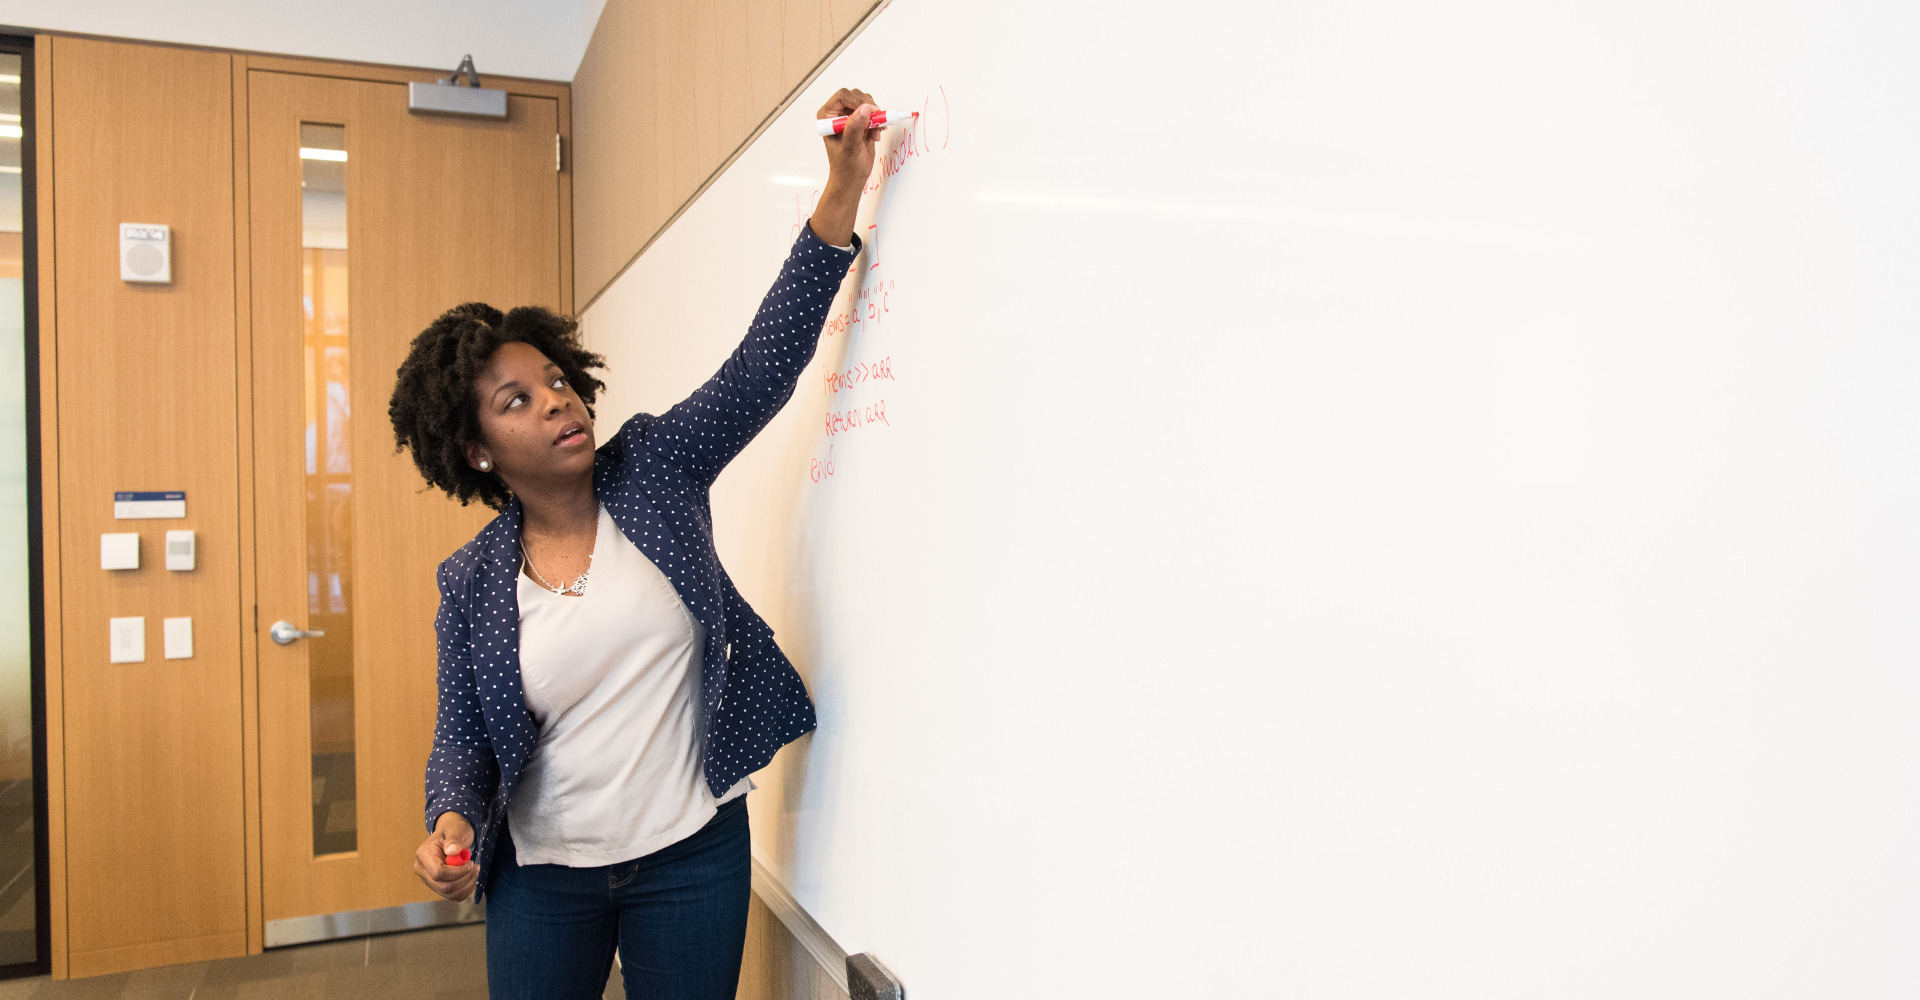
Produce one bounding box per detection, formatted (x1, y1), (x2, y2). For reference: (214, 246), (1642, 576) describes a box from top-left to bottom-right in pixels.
(445, 847), (471, 867)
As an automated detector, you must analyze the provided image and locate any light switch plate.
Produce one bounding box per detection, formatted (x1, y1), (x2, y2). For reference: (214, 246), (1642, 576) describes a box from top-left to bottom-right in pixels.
(101, 532), (139, 571)
(109, 616), (145, 663)
(165, 530), (195, 571)
(163, 617), (193, 660)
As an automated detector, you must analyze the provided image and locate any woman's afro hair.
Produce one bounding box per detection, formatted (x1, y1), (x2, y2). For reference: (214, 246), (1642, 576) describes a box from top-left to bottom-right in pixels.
(388, 301), (607, 511)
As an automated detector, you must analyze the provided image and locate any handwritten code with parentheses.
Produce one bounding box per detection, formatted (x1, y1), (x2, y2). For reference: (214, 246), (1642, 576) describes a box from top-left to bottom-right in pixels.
(805, 86), (952, 486)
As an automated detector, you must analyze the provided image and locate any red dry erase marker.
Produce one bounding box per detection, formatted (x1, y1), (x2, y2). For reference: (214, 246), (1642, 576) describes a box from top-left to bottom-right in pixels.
(445, 846), (471, 867)
(815, 110), (917, 136)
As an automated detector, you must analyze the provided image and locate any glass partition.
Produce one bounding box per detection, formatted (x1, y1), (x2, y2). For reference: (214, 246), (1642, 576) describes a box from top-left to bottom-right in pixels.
(0, 43), (41, 971)
(300, 123), (357, 857)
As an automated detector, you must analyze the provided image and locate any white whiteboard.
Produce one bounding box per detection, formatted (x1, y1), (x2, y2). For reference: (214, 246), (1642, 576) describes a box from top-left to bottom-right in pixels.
(579, 1), (1920, 996)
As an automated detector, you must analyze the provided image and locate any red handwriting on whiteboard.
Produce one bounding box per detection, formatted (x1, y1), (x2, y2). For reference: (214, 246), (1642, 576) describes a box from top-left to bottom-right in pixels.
(822, 270), (893, 337)
(822, 219), (895, 337)
(862, 85), (951, 194)
(824, 399), (890, 437)
(933, 84), (950, 150)
(790, 189), (823, 241)
(858, 276), (895, 327)
(824, 308), (854, 338)
(824, 356), (897, 396)
(809, 444), (836, 483)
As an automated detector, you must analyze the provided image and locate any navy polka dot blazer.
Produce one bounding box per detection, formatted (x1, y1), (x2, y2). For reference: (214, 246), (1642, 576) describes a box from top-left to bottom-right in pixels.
(424, 227), (860, 890)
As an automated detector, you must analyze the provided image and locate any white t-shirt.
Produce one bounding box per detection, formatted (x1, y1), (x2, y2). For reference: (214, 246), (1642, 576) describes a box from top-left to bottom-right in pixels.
(507, 504), (749, 867)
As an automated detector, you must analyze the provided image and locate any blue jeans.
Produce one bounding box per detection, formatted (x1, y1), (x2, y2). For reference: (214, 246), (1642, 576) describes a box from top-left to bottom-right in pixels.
(485, 796), (752, 1000)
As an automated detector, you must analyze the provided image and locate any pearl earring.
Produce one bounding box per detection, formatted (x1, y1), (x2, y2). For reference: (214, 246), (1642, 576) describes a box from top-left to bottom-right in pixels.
(479, 460), (490, 471)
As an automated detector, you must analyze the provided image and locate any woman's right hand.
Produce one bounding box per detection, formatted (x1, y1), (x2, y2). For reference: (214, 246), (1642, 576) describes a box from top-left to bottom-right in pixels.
(414, 811), (478, 902)
(808, 87), (881, 247)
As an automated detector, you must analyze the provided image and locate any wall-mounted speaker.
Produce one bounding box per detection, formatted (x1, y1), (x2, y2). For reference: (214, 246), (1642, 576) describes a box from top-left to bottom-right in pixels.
(120, 223), (171, 284)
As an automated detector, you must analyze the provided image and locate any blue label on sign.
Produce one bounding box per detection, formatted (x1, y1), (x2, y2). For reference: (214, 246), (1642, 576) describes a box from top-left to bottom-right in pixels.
(114, 492), (186, 502)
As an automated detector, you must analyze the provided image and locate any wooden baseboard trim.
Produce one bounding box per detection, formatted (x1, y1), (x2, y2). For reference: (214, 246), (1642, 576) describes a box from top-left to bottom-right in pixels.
(749, 854), (848, 993)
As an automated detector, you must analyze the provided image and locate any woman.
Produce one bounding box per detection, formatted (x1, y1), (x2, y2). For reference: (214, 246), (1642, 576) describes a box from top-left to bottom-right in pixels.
(388, 89), (882, 1000)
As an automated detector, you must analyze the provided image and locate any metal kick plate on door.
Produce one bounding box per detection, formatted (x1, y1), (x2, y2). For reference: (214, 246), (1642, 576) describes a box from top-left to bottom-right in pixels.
(264, 899), (485, 948)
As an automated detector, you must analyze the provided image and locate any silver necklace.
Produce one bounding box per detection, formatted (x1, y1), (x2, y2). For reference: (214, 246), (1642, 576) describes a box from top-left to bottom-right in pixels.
(521, 543), (589, 596)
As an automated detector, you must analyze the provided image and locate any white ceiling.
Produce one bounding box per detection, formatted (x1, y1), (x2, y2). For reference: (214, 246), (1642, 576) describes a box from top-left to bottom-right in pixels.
(1, 0), (609, 81)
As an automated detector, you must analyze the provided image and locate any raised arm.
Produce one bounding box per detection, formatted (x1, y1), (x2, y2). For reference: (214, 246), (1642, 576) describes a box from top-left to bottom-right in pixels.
(642, 89), (883, 487)
(643, 229), (858, 484)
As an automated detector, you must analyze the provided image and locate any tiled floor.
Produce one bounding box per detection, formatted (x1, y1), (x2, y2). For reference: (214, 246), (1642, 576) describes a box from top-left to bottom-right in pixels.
(0, 925), (628, 1000)
(0, 778), (36, 967)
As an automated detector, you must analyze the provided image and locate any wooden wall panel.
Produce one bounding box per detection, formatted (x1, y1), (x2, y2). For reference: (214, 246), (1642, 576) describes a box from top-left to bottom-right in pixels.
(737, 894), (850, 1000)
(48, 37), (248, 976)
(571, 0), (882, 307)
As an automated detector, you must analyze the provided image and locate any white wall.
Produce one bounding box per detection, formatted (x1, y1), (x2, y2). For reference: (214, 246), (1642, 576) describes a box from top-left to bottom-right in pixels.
(2, 0), (607, 81)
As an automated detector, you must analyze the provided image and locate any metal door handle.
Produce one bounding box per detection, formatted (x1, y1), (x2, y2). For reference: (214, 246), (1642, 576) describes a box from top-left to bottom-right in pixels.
(269, 620), (326, 645)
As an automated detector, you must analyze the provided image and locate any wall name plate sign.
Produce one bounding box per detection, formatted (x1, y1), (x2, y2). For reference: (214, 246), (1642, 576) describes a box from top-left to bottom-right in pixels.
(114, 491), (186, 519)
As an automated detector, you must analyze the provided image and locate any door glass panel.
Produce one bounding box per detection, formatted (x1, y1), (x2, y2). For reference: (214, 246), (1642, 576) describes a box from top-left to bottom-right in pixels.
(299, 123), (356, 856)
(0, 50), (37, 965)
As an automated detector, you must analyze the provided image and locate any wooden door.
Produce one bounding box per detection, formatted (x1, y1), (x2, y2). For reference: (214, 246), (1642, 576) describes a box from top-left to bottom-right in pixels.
(246, 67), (565, 927)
